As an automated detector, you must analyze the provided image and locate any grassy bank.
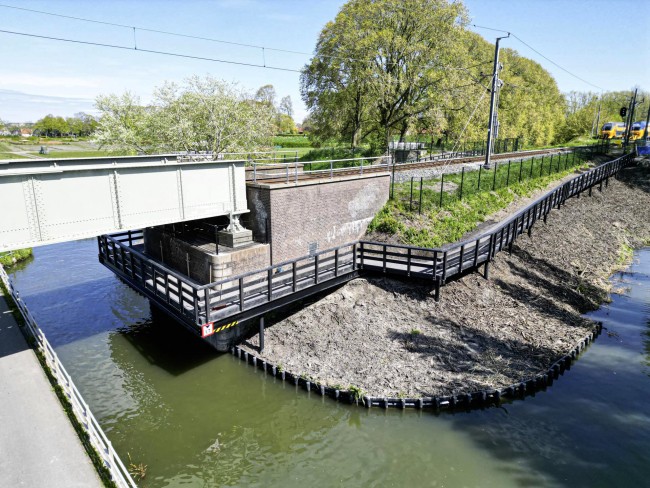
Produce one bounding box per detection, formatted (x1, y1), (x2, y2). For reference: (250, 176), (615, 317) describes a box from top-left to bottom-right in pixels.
(0, 248), (33, 267)
(369, 151), (592, 247)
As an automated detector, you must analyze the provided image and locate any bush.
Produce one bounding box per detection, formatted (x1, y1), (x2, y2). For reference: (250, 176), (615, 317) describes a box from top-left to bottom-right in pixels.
(0, 248), (32, 267)
(369, 214), (403, 234)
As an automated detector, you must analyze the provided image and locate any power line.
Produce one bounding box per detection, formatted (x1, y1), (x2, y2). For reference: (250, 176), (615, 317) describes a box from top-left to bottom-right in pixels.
(0, 3), (490, 73)
(0, 3), (276, 52)
(470, 24), (510, 34)
(2, 2), (606, 91)
(0, 29), (302, 73)
(470, 23), (604, 91)
(509, 33), (604, 91)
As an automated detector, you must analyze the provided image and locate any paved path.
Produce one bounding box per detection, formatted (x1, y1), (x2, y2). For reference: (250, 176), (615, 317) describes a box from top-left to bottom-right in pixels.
(0, 292), (102, 488)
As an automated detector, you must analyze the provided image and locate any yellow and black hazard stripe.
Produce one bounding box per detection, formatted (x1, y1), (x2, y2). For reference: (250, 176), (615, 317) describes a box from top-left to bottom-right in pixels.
(214, 321), (238, 333)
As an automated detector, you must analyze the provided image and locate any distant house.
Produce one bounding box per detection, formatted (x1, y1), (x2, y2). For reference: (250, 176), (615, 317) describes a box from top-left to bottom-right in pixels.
(20, 128), (33, 137)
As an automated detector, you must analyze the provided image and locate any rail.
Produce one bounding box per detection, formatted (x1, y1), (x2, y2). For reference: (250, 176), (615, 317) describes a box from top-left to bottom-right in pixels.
(247, 156), (391, 183)
(358, 151), (633, 297)
(0, 265), (137, 488)
(98, 230), (206, 324)
(99, 232), (360, 327)
(100, 150), (632, 332)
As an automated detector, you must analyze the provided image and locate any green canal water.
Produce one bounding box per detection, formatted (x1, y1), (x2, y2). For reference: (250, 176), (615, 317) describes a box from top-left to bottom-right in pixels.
(8, 239), (650, 487)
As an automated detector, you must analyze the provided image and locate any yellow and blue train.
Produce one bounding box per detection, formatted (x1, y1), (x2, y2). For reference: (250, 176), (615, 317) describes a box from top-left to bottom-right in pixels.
(600, 122), (626, 139)
(629, 121), (648, 141)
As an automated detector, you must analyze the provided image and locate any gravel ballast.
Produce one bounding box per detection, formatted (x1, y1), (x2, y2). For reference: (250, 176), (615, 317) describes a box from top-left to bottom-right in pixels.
(240, 163), (650, 399)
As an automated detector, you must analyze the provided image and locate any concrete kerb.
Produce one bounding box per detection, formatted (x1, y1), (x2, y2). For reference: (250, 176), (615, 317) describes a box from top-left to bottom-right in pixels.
(231, 323), (602, 413)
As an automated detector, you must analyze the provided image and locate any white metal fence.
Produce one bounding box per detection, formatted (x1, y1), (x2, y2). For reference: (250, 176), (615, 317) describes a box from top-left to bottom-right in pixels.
(0, 264), (137, 488)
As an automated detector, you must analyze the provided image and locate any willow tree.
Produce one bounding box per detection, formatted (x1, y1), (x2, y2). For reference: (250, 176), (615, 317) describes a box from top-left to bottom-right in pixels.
(301, 0), (469, 150)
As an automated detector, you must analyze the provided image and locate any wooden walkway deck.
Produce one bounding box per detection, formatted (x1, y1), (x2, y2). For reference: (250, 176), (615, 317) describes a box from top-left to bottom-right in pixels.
(99, 152), (633, 341)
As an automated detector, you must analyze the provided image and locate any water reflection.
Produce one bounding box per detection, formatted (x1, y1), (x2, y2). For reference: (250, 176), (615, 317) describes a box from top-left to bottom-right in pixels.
(8, 241), (650, 487)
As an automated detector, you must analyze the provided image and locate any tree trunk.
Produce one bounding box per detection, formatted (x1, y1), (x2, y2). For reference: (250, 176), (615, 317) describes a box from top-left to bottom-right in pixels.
(399, 120), (409, 142)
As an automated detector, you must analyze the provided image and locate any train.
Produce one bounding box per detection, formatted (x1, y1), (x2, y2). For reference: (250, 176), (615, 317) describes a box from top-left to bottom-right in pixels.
(600, 122), (625, 139)
(629, 121), (648, 141)
(600, 121), (626, 139)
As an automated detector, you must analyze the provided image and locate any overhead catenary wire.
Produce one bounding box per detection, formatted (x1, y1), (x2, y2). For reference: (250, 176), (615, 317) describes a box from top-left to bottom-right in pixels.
(470, 24), (604, 91)
(1, 2), (605, 92)
(0, 28), (303, 73)
(447, 74), (494, 160)
(0, 3), (492, 74)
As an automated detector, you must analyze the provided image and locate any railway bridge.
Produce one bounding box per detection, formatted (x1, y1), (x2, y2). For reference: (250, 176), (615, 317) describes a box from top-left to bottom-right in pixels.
(0, 154), (248, 251)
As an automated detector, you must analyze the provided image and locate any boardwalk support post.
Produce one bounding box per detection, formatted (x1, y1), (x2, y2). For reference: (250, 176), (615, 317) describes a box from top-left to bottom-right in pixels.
(259, 316), (265, 352)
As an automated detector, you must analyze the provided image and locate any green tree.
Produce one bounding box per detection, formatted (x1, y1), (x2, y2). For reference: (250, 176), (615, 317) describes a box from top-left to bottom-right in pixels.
(66, 116), (84, 137)
(255, 84), (277, 108)
(34, 114), (66, 137)
(94, 76), (276, 154)
(279, 95), (293, 118)
(94, 92), (155, 153)
(301, 0), (469, 150)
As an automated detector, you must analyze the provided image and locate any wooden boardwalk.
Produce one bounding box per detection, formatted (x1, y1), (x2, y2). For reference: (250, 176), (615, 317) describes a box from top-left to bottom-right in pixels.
(99, 151), (633, 340)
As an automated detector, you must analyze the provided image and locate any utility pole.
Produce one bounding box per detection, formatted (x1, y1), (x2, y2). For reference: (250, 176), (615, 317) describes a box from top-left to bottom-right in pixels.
(623, 88), (638, 151)
(484, 34), (509, 168)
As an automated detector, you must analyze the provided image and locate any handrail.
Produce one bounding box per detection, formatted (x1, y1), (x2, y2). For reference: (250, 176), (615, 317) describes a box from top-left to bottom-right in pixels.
(0, 265), (138, 488)
(248, 155), (391, 183)
(358, 152), (633, 289)
(99, 148), (630, 326)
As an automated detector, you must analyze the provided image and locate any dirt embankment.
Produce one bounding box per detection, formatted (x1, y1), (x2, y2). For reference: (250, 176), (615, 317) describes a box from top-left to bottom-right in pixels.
(241, 164), (650, 398)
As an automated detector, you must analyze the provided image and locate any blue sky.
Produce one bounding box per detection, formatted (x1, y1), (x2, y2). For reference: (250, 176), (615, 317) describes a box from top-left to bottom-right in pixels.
(0, 0), (648, 123)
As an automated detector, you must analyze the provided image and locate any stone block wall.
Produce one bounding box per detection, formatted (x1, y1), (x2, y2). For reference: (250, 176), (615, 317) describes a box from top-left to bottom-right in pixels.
(144, 227), (269, 284)
(246, 173), (390, 264)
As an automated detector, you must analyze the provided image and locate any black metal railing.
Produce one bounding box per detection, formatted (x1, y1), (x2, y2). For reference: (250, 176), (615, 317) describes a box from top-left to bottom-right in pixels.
(359, 151), (632, 296)
(99, 150), (633, 333)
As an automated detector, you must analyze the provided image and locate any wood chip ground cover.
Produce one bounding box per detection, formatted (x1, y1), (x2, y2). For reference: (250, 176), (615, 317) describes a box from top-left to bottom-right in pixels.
(241, 164), (650, 399)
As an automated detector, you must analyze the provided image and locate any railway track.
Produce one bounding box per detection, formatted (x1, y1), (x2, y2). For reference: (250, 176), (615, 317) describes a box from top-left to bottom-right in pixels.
(248, 147), (574, 185)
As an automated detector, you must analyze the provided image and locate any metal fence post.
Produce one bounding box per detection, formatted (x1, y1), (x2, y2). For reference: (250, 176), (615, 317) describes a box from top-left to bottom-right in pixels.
(530, 156), (535, 178)
(459, 167), (465, 200)
(418, 177), (423, 214)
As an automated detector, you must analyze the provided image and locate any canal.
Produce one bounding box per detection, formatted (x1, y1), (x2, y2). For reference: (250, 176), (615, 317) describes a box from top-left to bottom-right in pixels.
(8, 239), (650, 487)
